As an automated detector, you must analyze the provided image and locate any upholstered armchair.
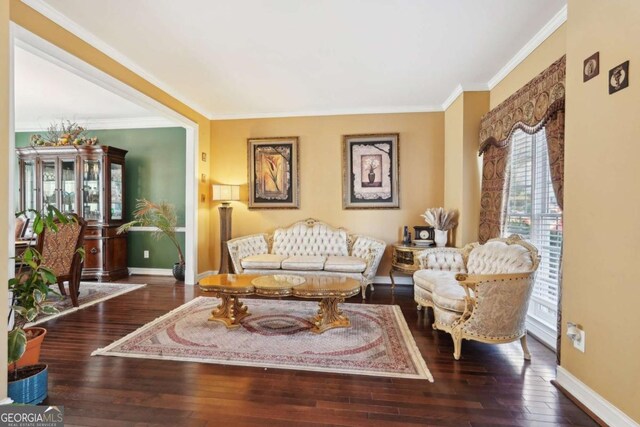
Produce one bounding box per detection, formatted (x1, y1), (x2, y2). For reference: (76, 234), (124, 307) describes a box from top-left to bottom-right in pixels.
(413, 235), (539, 360)
(15, 216), (29, 240)
(37, 214), (87, 307)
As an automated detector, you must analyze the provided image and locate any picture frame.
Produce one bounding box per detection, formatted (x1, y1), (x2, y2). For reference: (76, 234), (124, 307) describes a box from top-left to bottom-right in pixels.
(247, 137), (299, 209)
(342, 133), (399, 209)
(609, 60), (629, 94)
(583, 52), (599, 82)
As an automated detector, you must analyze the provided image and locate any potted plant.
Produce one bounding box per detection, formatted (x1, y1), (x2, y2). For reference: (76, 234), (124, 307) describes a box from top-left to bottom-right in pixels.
(421, 207), (459, 247)
(7, 206), (72, 404)
(117, 199), (185, 281)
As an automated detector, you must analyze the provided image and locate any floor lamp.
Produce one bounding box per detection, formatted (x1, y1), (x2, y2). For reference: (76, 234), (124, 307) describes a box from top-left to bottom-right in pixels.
(212, 184), (240, 274)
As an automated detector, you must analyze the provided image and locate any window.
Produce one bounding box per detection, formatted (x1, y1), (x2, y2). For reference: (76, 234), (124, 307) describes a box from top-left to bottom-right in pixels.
(503, 128), (562, 348)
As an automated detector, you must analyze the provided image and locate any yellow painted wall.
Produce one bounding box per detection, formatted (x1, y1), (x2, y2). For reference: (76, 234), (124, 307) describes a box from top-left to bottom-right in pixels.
(0, 0), (10, 401)
(210, 113), (445, 275)
(444, 96), (464, 246)
(562, 0), (640, 422)
(461, 92), (489, 246)
(445, 92), (489, 246)
(9, 0), (213, 272)
(490, 24), (566, 109)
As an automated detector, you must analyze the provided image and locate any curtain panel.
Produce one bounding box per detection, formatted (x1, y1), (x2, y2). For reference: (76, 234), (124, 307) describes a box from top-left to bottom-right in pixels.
(478, 55), (566, 243)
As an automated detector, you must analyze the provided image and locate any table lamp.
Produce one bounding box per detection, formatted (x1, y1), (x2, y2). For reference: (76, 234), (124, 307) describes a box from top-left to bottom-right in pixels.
(212, 184), (241, 274)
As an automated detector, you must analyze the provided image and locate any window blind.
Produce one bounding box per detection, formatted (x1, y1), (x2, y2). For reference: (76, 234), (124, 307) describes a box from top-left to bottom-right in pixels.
(503, 128), (562, 339)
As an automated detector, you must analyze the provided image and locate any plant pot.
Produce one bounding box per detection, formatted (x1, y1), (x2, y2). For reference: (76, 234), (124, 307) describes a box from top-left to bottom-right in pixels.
(434, 229), (448, 247)
(16, 327), (47, 368)
(172, 262), (185, 281)
(8, 364), (48, 405)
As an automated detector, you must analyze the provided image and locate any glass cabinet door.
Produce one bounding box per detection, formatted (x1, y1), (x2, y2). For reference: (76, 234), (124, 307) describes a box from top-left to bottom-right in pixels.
(61, 160), (77, 213)
(22, 160), (37, 212)
(83, 159), (103, 221)
(110, 163), (123, 220)
(41, 161), (57, 207)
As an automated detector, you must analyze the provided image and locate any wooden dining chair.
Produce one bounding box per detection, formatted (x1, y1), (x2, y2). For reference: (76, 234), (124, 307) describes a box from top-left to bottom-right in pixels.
(36, 214), (87, 307)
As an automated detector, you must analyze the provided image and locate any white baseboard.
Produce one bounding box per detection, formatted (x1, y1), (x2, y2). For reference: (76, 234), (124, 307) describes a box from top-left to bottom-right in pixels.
(128, 267), (173, 276)
(374, 275), (413, 285)
(556, 366), (639, 427)
(196, 270), (218, 281)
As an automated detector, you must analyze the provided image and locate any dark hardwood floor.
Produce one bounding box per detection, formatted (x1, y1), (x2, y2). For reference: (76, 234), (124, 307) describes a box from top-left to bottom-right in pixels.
(38, 276), (597, 427)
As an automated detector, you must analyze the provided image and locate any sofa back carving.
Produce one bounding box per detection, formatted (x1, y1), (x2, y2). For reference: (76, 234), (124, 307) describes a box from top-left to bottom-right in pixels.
(272, 220), (349, 257)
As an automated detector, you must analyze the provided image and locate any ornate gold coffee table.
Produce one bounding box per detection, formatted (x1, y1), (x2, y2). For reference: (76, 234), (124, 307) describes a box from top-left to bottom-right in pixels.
(291, 277), (361, 333)
(198, 274), (257, 329)
(198, 274), (361, 333)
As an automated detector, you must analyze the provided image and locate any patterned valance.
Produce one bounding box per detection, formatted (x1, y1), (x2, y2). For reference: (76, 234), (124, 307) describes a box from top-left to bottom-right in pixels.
(479, 55), (566, 154)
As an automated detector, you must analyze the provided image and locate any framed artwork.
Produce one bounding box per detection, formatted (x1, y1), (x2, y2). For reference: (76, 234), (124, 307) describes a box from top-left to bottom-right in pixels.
(609, 60), (629, 94)
(342, 133), (399, 209)
(583, 52), (599, 82)
(247, 137), (299, 209)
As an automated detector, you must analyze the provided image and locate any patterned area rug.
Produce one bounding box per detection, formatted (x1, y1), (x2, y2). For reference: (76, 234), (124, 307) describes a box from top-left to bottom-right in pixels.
(27, 282), (146, 326)
(93, 297), (433, 381)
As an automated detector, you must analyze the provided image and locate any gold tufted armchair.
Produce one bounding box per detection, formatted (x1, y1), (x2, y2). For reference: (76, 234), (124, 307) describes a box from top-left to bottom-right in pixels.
(413, 235), (540, 360)
(36, 214), (87, 307)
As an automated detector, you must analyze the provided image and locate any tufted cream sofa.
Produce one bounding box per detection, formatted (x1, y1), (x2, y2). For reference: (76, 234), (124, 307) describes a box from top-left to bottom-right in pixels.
(413, 235), (539, 360)
(227, 218), (386, 299)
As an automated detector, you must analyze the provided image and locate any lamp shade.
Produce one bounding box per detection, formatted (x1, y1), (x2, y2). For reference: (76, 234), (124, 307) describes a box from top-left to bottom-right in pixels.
(212, 184), (240, 202)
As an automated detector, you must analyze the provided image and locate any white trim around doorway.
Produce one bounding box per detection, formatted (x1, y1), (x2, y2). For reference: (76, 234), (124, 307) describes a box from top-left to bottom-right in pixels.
(11, 24), (200, 285)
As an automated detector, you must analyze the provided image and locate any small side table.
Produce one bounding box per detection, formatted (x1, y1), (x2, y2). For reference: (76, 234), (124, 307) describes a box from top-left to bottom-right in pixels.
(389, 243), (432, 289)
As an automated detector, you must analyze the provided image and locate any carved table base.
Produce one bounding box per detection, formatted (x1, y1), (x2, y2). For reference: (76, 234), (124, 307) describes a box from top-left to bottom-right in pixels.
(310, 297), (350, 334)
(208, 293), (251, 329)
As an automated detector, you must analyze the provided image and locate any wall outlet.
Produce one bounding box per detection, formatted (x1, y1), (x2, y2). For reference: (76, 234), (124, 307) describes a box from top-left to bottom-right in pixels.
(143, 250), (149, 259)
(573, 329), (586, 352)
(567, 322), (586, 353)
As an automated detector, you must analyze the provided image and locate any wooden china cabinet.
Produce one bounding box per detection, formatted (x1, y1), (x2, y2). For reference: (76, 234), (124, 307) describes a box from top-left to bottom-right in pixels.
(16, 145), (129, 281)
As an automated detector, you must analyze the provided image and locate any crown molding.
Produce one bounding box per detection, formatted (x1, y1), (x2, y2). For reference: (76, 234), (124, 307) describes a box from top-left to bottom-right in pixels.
(440, 83), (490, 111)
(209, 105), (443, 120)
(488, 4), (567, 89)
(15, 116), (179, 132)
(441, 85), (463, 111)
(21, 0), (213, 118)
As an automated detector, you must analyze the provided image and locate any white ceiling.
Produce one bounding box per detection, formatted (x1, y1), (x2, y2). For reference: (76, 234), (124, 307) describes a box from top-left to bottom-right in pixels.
(14, 46), (168, 131)
(31, 0), (566, 119)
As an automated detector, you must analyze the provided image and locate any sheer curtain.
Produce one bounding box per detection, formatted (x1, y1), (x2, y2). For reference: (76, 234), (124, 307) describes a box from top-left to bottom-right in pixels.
(503, 128), (562, 347)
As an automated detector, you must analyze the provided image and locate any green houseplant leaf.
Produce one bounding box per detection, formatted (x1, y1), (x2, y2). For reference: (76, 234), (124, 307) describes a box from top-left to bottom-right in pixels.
(7, 329), (27, 366)
(117, 198), (185, 265)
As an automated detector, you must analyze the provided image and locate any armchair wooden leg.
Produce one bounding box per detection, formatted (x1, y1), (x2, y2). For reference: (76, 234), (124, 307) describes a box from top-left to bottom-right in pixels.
(69, 281), (79, 307)
(452, 328), (463, 360)
(57, 281), (67, 296)
(361, 283), (367, 300)
(520, 335), (532, 360)
(453, 337), (462, 360)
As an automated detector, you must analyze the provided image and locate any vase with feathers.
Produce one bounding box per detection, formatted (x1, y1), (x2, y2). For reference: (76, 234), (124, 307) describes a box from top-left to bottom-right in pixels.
(420, 208), (459, 247)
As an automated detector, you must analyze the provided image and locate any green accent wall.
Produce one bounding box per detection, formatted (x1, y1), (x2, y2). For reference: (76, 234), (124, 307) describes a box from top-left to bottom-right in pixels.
(15, 127), (186, 269)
